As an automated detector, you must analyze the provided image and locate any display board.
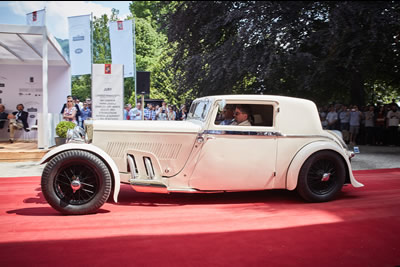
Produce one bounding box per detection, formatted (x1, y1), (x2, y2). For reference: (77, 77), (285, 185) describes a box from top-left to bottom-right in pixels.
(92, 64), (124, 120)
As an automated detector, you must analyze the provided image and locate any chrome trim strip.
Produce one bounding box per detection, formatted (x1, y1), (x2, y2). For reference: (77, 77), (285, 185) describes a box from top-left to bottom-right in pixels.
(204, 130), (337, 142)
(203, 130), (283, 136)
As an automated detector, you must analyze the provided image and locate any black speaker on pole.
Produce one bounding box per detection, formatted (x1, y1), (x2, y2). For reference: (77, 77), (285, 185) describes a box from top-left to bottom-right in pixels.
(137, 71), (150, 95)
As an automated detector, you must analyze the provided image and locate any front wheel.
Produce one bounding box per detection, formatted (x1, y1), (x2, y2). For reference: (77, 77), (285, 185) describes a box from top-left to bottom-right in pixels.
(297, 151), (345, 202)
(41, 150), (112, 215)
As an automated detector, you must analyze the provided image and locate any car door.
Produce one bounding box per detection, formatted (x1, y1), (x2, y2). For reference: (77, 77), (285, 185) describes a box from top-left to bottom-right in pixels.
(189, 101), (278, 191)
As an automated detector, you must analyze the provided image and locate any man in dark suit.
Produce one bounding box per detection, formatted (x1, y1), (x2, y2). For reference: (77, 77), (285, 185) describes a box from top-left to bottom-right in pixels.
(9, 104), (29, 143)
(0, 104), (8, 129)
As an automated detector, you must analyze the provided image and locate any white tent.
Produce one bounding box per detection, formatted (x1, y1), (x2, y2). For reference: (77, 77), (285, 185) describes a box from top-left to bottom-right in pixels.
(0, 24), (71, 148)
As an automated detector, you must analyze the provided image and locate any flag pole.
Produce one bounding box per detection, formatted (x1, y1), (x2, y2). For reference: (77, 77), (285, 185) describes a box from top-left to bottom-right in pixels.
(133, 18), (137, 107)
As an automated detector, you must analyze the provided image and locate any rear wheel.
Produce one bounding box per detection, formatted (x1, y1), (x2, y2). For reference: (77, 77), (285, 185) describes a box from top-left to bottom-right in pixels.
(297, 151), (345, 202)
(41, 150), (111, 215)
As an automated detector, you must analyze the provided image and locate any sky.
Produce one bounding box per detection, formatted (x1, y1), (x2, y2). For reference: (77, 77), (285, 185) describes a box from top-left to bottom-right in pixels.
(0, 1), (132, 39)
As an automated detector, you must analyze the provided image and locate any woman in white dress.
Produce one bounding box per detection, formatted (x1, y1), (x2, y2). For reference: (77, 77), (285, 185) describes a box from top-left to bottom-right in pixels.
(63, 98), (77, 125)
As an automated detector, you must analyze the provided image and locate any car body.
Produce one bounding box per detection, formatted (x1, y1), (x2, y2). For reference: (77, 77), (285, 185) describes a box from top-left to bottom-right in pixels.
(40, 95), (363, 215)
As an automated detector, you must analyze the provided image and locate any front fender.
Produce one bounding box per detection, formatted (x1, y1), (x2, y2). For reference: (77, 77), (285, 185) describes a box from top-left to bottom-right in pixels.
(40, 143), (120, 203)
(286, 141), (363, 191)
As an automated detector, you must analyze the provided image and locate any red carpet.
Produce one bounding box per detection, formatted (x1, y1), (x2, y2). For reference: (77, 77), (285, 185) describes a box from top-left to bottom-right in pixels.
(0, 169), (399, 266)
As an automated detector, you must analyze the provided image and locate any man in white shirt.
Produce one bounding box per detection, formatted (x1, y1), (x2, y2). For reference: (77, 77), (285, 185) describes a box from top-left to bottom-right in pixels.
(326, 106), (338, 130)
(232, 104), (252, 126)
(129, 102), (142, 120)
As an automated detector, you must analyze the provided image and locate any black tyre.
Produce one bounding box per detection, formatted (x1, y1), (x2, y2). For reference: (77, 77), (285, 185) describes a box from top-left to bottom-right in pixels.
(297, 150), (345, 202)
(41, 150), (112, 215)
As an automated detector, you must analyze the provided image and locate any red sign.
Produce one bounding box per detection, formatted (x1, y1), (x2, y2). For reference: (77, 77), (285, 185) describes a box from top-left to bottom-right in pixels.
(105, 64), (111, 74)
(32, 11), (37, 22)
(117, 21), (123, 30)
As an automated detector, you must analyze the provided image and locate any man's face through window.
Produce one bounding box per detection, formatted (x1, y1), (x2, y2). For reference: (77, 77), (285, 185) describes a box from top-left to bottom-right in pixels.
(234, 108), (248, 123)
(223, 108), (234, 120)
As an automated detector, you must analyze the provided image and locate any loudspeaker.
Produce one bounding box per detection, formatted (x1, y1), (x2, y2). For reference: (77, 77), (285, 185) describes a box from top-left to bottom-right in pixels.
(137, 71), (150, 95)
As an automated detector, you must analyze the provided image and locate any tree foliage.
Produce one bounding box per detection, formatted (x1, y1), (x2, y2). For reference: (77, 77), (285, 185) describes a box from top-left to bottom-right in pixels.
(162, 1), (400, 105)
(129, 1), (184, 104)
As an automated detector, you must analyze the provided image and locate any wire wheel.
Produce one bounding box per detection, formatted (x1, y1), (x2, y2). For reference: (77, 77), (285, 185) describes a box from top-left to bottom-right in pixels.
(297, 150), (345, 202)
(41, 150), (111, 215)
(307, 159), (338, 195)
(54, 162), (100, 205)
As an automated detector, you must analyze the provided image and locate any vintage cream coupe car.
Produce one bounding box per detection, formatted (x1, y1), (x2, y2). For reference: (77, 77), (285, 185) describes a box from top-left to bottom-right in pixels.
(40, 95), (363, 214)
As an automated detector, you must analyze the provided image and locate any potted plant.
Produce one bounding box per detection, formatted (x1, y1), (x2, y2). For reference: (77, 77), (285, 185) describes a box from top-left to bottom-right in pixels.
(55, 121), (76, 146)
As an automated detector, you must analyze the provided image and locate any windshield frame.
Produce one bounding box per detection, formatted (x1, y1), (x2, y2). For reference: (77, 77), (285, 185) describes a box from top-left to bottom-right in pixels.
(187, 99), (212, 122)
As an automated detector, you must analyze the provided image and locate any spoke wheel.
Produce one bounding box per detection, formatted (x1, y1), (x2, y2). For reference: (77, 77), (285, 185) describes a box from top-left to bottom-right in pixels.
(297, 151), (345, 202)
(41, 150), (111, 215)
(54, 162), (100, 205)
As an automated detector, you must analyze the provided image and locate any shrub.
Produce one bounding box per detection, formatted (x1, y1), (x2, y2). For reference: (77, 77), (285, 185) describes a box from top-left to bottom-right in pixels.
(56, 121), (76, 138)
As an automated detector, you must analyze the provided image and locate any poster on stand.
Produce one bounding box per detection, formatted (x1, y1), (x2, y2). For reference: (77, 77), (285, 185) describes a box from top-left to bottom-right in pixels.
(92, 64), (124, 120)
(109, 20), (134, 78)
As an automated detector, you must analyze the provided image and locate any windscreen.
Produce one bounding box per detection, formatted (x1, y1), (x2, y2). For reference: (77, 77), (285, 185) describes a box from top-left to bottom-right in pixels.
(187, 99), (211, 121)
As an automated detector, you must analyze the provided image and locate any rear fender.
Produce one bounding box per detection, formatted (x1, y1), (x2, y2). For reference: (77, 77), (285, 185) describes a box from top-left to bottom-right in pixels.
(40, 143), (120, 203)
(286, 141), (363, 190)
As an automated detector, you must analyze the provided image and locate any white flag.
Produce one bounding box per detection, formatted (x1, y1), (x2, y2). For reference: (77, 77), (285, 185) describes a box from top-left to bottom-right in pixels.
(26, 9), (46, 26)
(68, 15), (92, 75)
(109, 20), (134, 78)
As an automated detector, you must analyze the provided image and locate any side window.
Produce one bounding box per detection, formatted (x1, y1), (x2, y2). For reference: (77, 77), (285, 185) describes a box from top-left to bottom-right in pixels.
(214, 103), (274, 127)
(251, 104), (274, 127)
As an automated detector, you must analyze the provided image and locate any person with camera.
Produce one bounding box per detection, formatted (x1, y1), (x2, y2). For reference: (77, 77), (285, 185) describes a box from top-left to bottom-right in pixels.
(156, 101), (168, 120)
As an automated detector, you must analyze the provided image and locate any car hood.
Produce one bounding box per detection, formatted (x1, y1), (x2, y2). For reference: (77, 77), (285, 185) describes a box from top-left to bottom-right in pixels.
(92, 120), (202, 134)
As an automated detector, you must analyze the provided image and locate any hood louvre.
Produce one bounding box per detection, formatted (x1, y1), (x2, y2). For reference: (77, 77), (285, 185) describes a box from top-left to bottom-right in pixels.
(106, 141), (182, 160)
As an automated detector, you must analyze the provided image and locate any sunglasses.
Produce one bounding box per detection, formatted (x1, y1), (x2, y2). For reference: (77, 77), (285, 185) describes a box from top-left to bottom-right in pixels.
(235, 112), (243, 116)
(67, 100), (73, 102)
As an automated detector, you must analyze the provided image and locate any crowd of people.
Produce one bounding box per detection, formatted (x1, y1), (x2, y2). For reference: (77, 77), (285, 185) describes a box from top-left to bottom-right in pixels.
(123, 101), (189, 121)
(318, 99), (400, 147)
(61, 96), (189, 125)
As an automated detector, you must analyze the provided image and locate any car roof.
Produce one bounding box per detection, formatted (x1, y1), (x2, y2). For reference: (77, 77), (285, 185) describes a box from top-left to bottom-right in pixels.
(195, 94), (313, 104)
(195, 94), (323, 135)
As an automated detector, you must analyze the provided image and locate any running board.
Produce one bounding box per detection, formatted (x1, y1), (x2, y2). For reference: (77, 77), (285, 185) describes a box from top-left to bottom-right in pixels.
(130, 179), (168, 194)
(130, 179), (202, 194)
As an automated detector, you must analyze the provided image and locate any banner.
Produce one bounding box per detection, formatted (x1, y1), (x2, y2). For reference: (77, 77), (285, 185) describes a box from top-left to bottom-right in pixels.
(92, 64), (124, 120)
(109, 20), (134, 78)
(26, 9), (46, 26)
(68, 15), (92, 75)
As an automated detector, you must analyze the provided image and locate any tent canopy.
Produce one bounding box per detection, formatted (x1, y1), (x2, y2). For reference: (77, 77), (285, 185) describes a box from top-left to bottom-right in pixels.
(0, 24), (69, 66)
(0, 24), (71, 149)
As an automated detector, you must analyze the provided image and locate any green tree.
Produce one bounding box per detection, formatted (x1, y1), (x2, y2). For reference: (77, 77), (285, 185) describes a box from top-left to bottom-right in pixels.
(71, 75), (91, 101)
(129, 1), (184, 105)
(162, 1), (400, 106)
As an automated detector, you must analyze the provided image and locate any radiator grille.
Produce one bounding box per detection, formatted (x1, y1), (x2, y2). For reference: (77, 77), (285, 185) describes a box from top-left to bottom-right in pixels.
(106, 142), (182, 160)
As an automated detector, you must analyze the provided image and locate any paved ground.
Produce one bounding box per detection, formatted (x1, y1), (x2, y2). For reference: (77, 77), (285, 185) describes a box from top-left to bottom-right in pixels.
(0, 145), (399, 178)
(350, 145), (400, 170)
